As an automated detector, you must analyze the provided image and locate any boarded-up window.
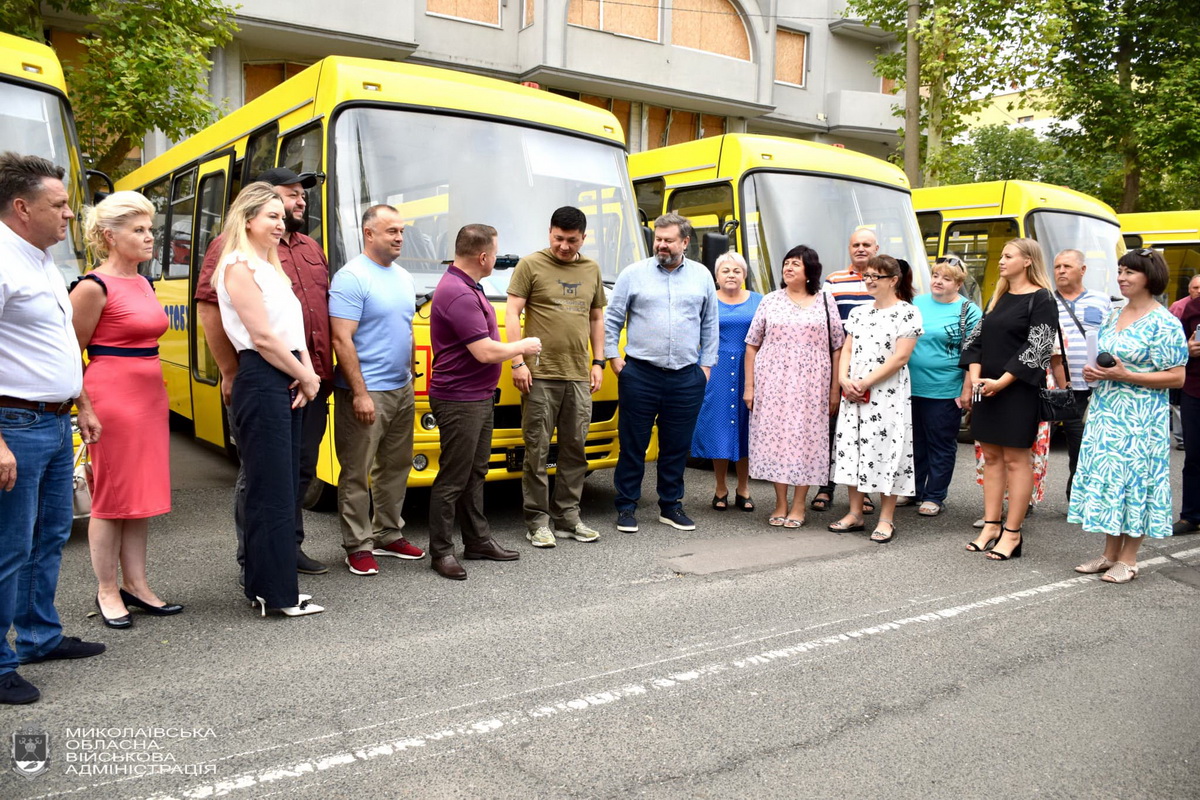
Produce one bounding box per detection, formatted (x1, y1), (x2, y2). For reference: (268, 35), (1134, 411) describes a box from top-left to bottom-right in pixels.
(647, 106), (702, 148)
(568, 0), (659, 41)
(611, 99), (633, 145)
(882, 77), (897, 94)
(699, 114), (726, 139)
(244, 62), (308, 103)
(524, 0), (535, 27)
(427, 0), (501, 25)
(775, 29), (807, 87)
(672, 0), (749, 60)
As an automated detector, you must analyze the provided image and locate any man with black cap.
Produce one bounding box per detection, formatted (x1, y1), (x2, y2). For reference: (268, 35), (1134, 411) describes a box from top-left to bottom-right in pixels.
(195, 167), (334, 580)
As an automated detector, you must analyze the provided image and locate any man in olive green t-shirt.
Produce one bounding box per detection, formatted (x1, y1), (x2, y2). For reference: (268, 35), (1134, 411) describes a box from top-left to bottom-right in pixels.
(505, 206), (607, 548)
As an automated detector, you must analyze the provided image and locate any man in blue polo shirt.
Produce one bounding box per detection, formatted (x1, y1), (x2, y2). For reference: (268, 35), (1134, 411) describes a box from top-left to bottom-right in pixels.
(604, 212), (718, 534)
(330, 204), (426, 577)
(426, 224), (541, 580)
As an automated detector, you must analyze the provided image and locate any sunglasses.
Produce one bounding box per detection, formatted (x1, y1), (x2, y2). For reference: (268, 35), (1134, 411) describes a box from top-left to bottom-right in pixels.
(1134, 248), (1155, 257)
(935, 256), (963, 267)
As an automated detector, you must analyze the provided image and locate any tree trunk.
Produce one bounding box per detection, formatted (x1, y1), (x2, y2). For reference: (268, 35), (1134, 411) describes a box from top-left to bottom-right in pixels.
(92, 134), (135, 179)
(925, 77), (944, 187)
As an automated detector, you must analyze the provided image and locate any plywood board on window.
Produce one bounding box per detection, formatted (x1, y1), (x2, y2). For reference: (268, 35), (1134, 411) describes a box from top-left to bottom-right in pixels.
(699, 114), (726, 139)
(605, 0), (659, 40)
(667, 111), (698, 146)
(525, 0), (535, 26)
(647, 104), (669, 148)
(428, 0), (500, 25)
(775, 29), (806, 86)
(568, 0), (601, 27)
(673, 0), (749, 60)
(611, 99), (633, 144)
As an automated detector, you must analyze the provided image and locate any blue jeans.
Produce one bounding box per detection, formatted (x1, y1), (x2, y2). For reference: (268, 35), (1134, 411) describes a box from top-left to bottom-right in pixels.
(614, 358), (706, 513)
(0, 407), (73, 674)
(911, 396), (961, 505)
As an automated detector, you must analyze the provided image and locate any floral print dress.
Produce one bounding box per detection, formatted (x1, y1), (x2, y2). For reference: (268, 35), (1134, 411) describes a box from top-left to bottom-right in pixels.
(832, 302), (923, 495)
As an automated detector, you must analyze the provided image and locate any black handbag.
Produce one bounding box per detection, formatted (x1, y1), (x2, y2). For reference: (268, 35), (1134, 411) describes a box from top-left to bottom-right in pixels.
(1038, 294), (1081, 423)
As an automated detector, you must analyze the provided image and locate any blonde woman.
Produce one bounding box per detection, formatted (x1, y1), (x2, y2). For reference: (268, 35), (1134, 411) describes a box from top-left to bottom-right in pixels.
(215, 182), (323, 617)
(70, 191), (178, 628)
(960, 238), (1058, 560)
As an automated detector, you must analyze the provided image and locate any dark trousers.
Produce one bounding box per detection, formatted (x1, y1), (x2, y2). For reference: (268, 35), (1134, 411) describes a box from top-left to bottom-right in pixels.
(911, 397), (961, 505)
(614, 358), (706, 513)
(1059, 389), (1092, 500)
(230, 351), (301, 606)
(234, 382), (329, 566)
(1182, 392), (1200, 524)
(428, 397), (493, 558)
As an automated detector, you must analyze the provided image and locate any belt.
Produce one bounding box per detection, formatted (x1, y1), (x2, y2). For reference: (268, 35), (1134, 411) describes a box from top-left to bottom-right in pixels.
(0, 396), (74, 414)
(626, 357), (694, 373)
(87, 344), (159, 358)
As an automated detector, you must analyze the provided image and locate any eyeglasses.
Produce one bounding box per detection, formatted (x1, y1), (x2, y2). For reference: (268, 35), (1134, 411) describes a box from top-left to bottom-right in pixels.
(935, 256), (963, 267)
(861, 273), (894, 282)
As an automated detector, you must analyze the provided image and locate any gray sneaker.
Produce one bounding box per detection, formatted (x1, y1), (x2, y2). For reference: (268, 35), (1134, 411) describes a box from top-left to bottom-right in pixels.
(557, 522), (600, 542)
(527, 527), (557, 548)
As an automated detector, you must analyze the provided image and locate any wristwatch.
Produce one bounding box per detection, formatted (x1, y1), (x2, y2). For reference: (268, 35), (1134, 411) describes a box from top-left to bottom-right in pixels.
(592, 358), (607, 367)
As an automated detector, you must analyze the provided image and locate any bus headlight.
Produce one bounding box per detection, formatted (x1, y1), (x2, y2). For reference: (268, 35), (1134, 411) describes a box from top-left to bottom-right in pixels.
(412, 454), (428, 471)
(420, 412), (437, 430)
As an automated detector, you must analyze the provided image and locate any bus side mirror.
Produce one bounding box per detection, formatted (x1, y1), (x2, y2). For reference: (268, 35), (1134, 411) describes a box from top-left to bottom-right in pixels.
(701, 232), (729, 274)
(494, 254), (521, 270)
(642, 225), (654, 255)
(87, 169), (114, 204)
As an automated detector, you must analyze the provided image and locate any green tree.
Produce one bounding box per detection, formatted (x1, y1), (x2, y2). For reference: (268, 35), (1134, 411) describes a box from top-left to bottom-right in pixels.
(1, 0), (237, 177)
(1047, 0), (1200, 212)
(844, 0), (1058, 187)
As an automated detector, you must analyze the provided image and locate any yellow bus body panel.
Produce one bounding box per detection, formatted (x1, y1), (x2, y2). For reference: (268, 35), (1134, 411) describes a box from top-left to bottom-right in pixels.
(1120, 210), (1200, 302)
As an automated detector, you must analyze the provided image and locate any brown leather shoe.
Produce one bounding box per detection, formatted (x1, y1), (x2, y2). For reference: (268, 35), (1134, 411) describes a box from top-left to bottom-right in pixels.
(463, 538), (520, 561)
(430, 555), (467, 580)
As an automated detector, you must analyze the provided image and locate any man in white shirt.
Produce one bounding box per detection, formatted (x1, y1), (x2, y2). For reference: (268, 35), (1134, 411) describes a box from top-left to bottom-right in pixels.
(0, 152), (106, 705)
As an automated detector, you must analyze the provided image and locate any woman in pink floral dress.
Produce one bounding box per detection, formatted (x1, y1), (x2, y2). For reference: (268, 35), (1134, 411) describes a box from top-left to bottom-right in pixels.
(744, 246), (844, 527)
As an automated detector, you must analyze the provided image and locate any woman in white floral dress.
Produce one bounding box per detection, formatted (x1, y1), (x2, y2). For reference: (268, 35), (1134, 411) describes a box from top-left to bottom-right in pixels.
(1068, 249), (1187, 583)
(830, 255), (923, 543)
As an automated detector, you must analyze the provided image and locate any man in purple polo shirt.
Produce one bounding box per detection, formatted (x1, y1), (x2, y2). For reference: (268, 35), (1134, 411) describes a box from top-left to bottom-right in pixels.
(427, 224), (542, 580)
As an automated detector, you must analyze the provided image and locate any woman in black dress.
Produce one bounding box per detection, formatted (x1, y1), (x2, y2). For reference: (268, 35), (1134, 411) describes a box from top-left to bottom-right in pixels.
(960, 238), (1058, 560)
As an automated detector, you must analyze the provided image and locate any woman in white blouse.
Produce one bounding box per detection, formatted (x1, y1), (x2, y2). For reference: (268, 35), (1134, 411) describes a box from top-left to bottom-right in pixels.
(214, 182), (323, 617)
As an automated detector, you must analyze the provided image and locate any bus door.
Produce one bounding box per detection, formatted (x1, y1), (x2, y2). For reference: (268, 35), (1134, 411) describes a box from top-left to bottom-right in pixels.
(189, 153), (233, 448)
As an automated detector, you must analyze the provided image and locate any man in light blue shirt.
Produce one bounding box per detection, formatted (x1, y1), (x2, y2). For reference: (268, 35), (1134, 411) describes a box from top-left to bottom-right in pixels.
(604, 212), (718, 533)
(330, 204), (425, 576)
(1052, 248), (1111, 499)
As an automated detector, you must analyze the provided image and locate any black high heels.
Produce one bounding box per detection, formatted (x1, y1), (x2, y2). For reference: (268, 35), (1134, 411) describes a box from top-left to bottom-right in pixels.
(966, 520), (1002, 552)
(95, 595), (132, 629)
(987, 525), (1024, 560)
(119, 588), (184, 616)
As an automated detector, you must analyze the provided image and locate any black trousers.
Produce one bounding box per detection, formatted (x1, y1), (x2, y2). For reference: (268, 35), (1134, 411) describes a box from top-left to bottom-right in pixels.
(1059, 389), (1092, 499)
(231, 351), (301, 606)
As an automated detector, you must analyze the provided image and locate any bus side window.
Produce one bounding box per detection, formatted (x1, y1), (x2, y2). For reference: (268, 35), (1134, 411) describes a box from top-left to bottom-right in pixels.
(166, 169), (197, 280)
(141, 177), (171, 280)
(634, 178), (665, 224)
(243, 123), (278, 185)
(280, 124), (324, 246)
(917, 211), (942, 263)
(946, 219), (1017, 303)
(667, 183), (733, 264)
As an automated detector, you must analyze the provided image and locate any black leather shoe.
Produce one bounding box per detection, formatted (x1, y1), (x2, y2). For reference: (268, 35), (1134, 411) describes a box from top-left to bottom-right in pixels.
(296, 549), (329, 574)
(119, 588), (184, 616)
(1173, 519), (1200, 536)
(0, 671), (40, 704)
(95, 596), (132, 629)
(463, 538), (520, 561)
(20, 636), (106, 664)
(431, 555), (467, 580)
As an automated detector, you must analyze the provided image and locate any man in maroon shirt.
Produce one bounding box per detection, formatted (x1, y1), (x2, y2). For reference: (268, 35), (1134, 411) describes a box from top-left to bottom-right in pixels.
(1176, 295), (1200, 535)
(195, 168), (334, 578)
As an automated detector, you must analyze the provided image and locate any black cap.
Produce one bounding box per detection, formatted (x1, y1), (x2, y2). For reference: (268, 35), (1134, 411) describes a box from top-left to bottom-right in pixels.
(256, 167), (318, 189)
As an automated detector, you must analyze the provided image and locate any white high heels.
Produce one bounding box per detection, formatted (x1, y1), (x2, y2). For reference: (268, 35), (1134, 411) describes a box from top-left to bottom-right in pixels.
(252, 593), (325, 617)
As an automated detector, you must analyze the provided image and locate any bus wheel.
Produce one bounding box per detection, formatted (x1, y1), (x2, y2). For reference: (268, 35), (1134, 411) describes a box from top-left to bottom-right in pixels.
(303, 478), (337, 511)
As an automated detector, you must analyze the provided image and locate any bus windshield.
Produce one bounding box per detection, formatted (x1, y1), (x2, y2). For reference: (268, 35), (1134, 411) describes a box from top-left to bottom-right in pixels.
(332, 107), (644, 298)
(742, 171), (929, 294)
(1027, 210), (1122, 301)
(0, 80), (86, 280)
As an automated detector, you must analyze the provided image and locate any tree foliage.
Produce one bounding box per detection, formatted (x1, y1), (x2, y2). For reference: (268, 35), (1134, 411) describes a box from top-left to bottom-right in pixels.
(844, 0), (1058, 187)
(1, 0), (237, 177)
(1047, 0), (1200, 212)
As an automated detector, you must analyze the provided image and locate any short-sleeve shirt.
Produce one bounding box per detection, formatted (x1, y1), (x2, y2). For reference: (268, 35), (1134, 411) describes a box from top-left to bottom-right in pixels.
(328, 253), (416, 392)
(196, 233), (334, 381)
(507, 248), (605, 381)
(429, 265), (500, 402)
(910, 293), (982, 399)
(823, 268), (872, 322)
(1055, 288), (1111, 389)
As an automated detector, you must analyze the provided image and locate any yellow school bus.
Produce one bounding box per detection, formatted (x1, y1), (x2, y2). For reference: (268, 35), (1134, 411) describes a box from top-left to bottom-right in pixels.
(1120, 211), (1200, 303)
(0, 32), (89, 280)
(628, 134), (931, 293)
(114, 56), (647, 497)
(914, 180), (1122, 305)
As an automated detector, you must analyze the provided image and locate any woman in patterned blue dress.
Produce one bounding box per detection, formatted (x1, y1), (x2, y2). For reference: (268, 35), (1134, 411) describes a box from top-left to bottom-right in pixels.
(1068, 249), (1187, 583)
(691, 252), (762, 511)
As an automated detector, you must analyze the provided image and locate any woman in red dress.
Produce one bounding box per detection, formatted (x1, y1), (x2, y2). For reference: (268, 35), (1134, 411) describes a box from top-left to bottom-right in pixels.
(70, 191), (180, 628)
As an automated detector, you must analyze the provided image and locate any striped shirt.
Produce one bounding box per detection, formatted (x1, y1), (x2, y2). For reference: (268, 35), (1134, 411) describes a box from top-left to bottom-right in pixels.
(1055, 288), (1111, 389)
(823, 268), (872, 323)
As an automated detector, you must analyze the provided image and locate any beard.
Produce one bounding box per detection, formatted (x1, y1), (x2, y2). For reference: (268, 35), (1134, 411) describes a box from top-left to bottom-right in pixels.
(284, 213), (304, 235)
(654, 250), (678, 267)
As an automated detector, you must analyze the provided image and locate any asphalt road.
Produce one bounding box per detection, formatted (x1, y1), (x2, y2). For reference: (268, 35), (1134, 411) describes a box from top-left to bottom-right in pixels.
(4, 432), (1198, 799)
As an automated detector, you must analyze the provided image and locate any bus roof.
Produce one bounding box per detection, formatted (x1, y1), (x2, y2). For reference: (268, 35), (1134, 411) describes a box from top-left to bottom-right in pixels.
(913, 180), (1119, 224)
(0, 32), (68, 95)
(1119, 210), (1200, 244)
(121, 56), (627, 188)
(628, 134), (911, 191)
